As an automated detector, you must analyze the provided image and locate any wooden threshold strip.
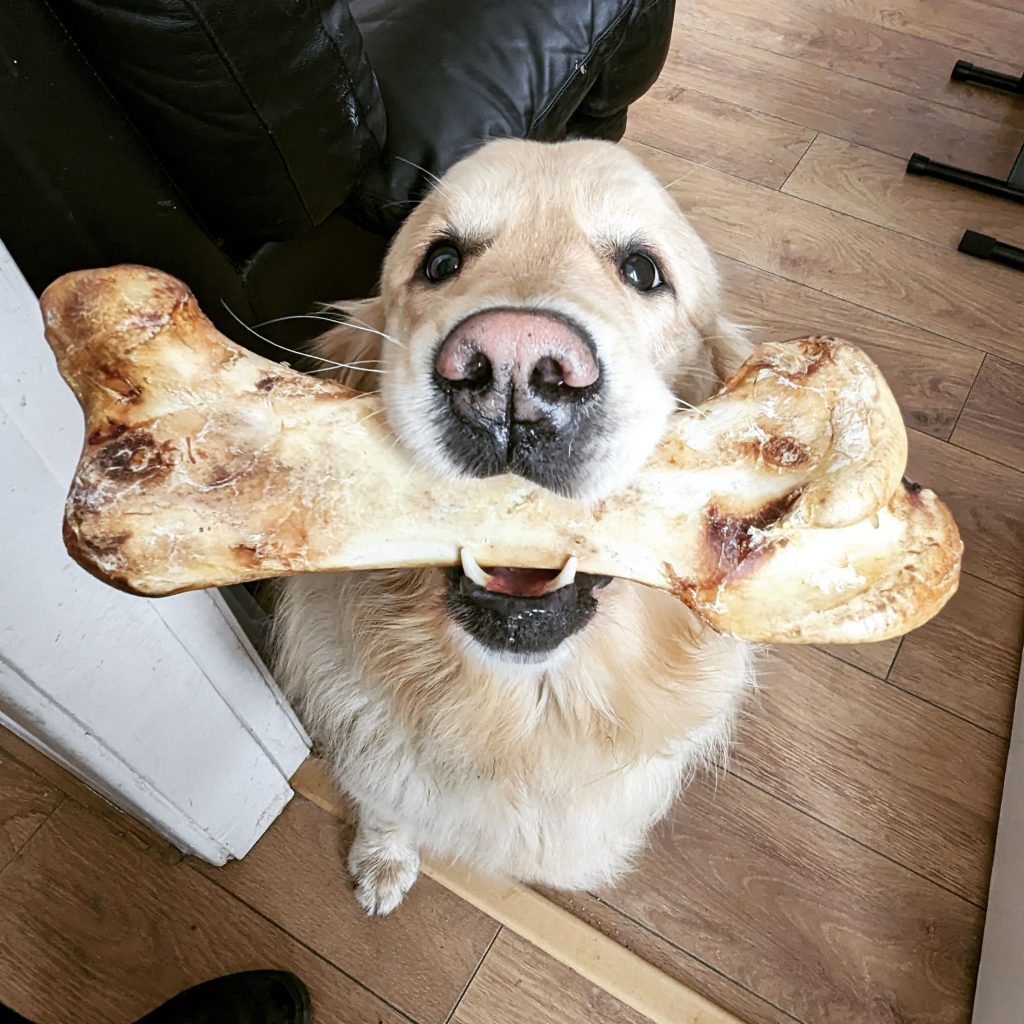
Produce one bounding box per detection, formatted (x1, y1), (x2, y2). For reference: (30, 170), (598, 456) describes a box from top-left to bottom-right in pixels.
(292, 758), (745, 1024)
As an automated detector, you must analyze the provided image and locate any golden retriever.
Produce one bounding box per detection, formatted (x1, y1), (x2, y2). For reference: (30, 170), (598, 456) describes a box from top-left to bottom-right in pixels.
(273, 138), (754, 915)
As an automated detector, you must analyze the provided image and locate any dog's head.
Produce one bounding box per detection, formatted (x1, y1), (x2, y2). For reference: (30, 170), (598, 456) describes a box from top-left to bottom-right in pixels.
(321, 139), (748, 665)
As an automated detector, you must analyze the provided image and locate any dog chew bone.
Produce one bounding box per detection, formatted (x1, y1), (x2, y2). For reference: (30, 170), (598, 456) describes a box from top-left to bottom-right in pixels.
(40, 265), (961, 645)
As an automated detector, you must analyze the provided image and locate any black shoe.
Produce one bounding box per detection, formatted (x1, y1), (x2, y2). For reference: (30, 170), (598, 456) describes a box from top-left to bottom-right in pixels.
(136, 971), (313, 1024)
(0, 1003), (35, 1023)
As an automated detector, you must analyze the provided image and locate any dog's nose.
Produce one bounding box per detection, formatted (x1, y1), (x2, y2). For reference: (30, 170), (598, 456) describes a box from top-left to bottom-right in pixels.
(435, 310), (600, 424)
(432, 309), (603, 493)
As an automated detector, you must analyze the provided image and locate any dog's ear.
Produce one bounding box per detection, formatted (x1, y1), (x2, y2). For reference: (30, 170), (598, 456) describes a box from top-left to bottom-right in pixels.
(705, 317), (753, 383)
(316, 296), (388, 393)
(681, 256), (753, 384)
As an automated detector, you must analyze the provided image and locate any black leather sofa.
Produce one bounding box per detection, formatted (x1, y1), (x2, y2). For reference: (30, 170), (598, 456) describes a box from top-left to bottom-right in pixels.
(1, 0), (674, 357)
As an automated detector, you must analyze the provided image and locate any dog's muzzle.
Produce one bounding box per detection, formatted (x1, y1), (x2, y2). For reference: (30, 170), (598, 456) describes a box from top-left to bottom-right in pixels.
(432, 308), (604, 496)
(444, 555), (611, 657)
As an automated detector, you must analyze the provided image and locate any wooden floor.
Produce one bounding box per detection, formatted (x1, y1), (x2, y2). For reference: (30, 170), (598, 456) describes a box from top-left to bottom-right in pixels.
(2, 1), (1023, 1022)
(600, 2), (1023, 1021)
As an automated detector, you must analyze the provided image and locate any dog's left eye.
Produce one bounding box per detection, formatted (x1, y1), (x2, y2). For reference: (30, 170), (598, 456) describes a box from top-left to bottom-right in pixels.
(620, 252), (663, 292)
(423, 243), (463, 283)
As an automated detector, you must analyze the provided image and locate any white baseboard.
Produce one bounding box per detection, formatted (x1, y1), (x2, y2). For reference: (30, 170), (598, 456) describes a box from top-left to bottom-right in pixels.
(972, 649), (1024, 1022)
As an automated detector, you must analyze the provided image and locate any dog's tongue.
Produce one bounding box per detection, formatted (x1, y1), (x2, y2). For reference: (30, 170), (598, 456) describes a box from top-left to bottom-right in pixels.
(485, 566), (560, 597)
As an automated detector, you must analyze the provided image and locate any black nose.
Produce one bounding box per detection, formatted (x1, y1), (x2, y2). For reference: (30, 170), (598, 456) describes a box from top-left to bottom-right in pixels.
(432, 309), (603, 494)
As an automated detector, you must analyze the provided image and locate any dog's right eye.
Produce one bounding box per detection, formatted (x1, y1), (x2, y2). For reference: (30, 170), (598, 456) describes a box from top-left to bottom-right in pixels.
(620, 251), (663, 292)
(423, 243), (463, 283)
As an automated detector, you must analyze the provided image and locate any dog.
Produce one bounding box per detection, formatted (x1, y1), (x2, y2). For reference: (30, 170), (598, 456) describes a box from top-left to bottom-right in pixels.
(273, 138), (755, 915)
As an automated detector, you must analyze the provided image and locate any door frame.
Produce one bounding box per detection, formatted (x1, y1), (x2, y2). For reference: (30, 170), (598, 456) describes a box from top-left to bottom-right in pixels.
(0, 243), (309, 864)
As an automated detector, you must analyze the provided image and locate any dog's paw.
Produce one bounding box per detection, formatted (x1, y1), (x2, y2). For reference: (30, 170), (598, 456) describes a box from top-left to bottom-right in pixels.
(347, 821), (420, 917)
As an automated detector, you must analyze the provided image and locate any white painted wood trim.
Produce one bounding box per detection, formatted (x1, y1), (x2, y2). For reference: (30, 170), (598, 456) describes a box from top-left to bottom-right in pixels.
(0, 680), (251, 865)
(0, 242), (309, 864)
(972, 648), (1024, 1023)
(153, 590), (309, 778)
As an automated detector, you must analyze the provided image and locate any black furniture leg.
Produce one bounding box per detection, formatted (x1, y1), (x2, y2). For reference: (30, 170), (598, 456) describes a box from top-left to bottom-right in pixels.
(951, 59), (1024, 96)
(959, 230), (1024, 272)
(906, 59), (1023, 272)
(906, 60), (1024, 203)
(906, 144), (1024, 204)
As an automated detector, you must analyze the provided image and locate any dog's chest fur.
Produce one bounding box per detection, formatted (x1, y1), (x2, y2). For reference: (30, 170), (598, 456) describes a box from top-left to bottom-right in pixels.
(275, 570), (752, 888)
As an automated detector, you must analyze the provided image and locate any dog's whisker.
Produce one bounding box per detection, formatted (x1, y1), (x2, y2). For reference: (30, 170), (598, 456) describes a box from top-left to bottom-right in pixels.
(647, 160), (703, 196)
(658, 175), (687, 194)
(672, 397), (709, 420)
(221, 301), (350, 369)
(334, 319), (407, 350)
(398, 445), (426, 490)
(701, 330), (754, 345)
(384, 436), (405, 465)
(395, 155), (451, 199)
(352, 406), (389, 428)
(257, 313), (355, 330)
(379, 198), (429, 210)
(305, 361), (388, 376)
(320, 306), (408, 350)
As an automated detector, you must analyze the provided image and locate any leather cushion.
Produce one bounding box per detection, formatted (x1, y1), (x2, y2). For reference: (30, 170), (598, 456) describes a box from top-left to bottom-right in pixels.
(50, 0), (387, 242)
(346, 0), (674, 234)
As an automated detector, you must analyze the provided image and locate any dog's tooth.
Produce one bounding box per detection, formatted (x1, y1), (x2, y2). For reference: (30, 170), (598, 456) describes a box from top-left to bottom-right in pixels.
(460, 548), (494, 587)
(542, 556), (578, 594)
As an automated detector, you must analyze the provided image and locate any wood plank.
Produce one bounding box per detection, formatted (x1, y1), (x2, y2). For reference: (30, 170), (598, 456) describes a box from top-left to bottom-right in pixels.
(783, 135), (1024, 249)
(0, 725), (182, 867)
(538, 888), (799, 1024)
(984, 0), (1024, 13)
(684, 0), (1024, 125)
(952, 355), (1024, 473)
(718, 255), (982, 440)
(194, 794), (499, 1024)
(626, 139), (1024, 365)
(293, 759), (745, 1024)
(0, 800), (407, 1024)
(890, 573), (1024, 739)
(0, 748), (61, 873)
(599, 771), (983, 1024)
(816, 636), (902, 678)
(452, 930), (650, 1024)
(906, 429), (1024, 596)
(660, 31), (1022, 179)
(624, 80), (815, 188)
(732, 646), (1006, 905)
(813, 0), (1024, 66)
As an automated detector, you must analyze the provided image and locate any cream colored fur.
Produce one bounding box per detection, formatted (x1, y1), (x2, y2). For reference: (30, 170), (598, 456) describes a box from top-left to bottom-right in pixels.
(273, 139), (755, 915)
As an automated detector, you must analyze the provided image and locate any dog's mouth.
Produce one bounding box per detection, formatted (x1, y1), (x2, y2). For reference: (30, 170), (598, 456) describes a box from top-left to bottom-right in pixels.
(443, 550), (612, 658)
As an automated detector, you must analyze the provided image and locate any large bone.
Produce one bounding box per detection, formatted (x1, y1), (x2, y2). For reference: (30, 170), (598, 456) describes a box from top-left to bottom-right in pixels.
(40, 265), (961, 644)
